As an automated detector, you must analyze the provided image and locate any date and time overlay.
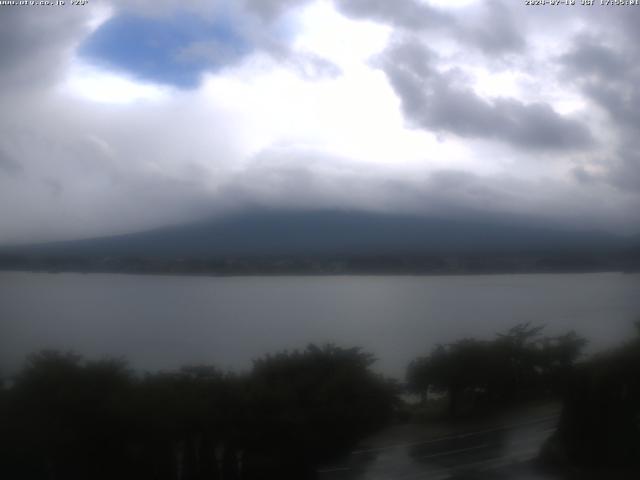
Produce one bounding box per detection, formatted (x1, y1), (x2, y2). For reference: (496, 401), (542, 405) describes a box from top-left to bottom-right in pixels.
(1, 0), (640, 7)
(0, 1), (88, 6)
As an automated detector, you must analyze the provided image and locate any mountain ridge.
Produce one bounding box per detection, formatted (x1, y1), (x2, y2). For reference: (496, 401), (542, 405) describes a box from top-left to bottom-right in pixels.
(1, 209), (633, 258)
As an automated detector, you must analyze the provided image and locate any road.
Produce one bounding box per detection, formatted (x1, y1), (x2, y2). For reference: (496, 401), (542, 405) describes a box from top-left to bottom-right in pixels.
(318, 412), (560, 480)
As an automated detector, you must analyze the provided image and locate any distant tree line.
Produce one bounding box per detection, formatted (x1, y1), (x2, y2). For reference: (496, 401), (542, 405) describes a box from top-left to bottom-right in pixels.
(0, 345), (398, 480)
(1, 250), (637, 276)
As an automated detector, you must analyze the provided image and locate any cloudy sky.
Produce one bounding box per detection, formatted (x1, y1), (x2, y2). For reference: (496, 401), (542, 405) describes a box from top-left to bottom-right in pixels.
(1, 0), (639, 244)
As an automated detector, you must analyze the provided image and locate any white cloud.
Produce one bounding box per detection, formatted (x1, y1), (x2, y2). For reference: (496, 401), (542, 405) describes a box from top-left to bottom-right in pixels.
(0, 0), (639, 244)
(294, 1), (391, 68)
(62, 61), (171, 104)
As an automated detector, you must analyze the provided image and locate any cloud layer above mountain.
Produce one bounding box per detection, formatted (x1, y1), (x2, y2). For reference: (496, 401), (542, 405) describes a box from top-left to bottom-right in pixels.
(1, 0), (639, 243)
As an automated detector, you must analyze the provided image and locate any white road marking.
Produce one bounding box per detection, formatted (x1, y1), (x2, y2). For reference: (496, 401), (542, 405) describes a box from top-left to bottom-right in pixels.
(417, 443), (490, 460)
(319, 414), (559, 478)
(350, 414), (559, 455)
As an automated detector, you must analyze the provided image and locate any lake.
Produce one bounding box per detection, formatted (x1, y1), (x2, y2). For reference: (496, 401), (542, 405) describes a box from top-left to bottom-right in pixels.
(1, 271), (639, 378)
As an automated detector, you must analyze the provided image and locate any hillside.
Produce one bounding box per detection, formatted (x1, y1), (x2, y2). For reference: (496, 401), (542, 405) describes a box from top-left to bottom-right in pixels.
(0, 210), (637, 275)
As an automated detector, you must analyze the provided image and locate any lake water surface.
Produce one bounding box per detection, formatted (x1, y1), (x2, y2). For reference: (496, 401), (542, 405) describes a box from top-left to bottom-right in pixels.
(1, 272), (639, 378)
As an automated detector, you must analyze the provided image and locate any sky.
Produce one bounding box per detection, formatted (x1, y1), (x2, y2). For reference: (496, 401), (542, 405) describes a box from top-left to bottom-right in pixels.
(1, 0), (640, 244)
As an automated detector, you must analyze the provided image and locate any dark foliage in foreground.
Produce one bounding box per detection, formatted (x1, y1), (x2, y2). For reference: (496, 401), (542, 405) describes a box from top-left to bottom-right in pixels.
(0, 345), (398, 480)
(3, 323), (639, 478)
(541, 322), (640, 472)
(406, 323), (587, 417)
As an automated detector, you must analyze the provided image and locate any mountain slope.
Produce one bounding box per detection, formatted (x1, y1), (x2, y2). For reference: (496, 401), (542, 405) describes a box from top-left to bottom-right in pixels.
(3, 210), (629, 259)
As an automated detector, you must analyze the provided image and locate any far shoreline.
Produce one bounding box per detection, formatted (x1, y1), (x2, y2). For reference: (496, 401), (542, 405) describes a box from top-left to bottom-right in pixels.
(0, 267), (635, 279)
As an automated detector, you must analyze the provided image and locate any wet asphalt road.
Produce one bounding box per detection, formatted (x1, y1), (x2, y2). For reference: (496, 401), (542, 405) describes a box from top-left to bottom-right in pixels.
(318, 414), (559, 480)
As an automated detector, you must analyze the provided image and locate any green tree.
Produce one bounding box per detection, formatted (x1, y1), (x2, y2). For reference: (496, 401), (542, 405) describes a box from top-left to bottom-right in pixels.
(407, 323), (587, 417)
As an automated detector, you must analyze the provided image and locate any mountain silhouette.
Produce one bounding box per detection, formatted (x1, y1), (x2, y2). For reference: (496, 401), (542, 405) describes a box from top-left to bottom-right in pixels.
(5, 209), (630, 259)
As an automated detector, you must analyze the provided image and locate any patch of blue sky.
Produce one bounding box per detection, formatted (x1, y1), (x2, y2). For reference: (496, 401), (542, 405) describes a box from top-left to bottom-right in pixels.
(79, 13), (251, 88)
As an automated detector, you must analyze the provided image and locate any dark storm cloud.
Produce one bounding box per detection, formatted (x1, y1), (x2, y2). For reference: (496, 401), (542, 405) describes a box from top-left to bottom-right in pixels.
(609, 145), (640, 192)
(561, 39), (627, 80)
(0, 7), (90, 87)
(560, 25), (640, 191)
(334, 0), (524, 55)
(561, 39), (640, 129)
(246, 0), (483, 39)
(211, 150), (507, 218)
(214, 147), (637, 233)
(457, 1), (525, 55)
(377, 40), (593, 151)
(0, 152), (22, 177)
(244, 0), (310, 20)
(571, 166), (600, 186)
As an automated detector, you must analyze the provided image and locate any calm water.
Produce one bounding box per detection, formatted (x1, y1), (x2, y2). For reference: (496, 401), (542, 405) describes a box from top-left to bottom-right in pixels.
(1, 272), (639, 378)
